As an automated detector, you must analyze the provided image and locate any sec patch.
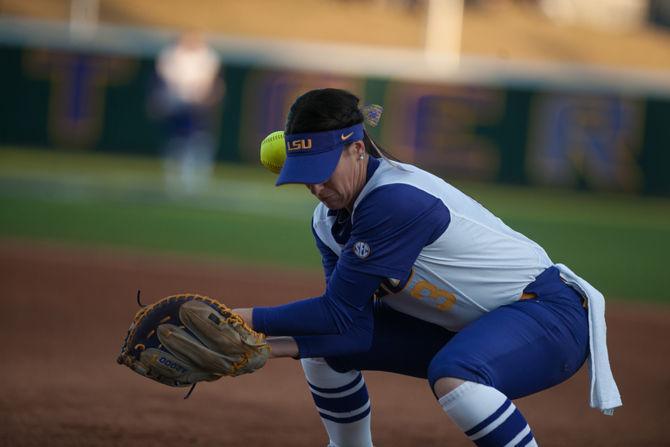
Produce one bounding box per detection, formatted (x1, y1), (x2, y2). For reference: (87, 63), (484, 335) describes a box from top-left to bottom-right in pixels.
(353, 241), (371, 259)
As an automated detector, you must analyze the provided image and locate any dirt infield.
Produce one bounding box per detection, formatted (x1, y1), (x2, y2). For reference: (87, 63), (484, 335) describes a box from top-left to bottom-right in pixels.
(2, 240), (668, 447)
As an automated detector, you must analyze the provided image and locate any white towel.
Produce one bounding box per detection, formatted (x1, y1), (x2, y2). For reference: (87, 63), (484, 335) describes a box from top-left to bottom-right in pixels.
(555, 263), (623, 415)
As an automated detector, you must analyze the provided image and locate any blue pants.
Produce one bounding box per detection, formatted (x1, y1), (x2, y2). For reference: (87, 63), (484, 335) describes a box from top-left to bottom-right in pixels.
(326, 266), (589, 399)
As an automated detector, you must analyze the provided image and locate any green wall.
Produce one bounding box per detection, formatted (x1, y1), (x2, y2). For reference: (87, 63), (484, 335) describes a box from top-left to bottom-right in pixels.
(1, 44), (668, 195)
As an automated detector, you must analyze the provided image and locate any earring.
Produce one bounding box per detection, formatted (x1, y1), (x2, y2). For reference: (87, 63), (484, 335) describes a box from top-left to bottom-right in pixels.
(359, 154), (365, 160)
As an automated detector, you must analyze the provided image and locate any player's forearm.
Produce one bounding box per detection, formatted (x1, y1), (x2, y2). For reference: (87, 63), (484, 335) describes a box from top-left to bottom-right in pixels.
(234, 302), (339, 335)
(233, 308), (299, 358)
(251, 297), (344, 336)
(233, 304), (373, 359)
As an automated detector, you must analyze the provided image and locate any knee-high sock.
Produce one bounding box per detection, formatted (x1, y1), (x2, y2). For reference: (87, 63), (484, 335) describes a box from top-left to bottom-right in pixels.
(301, 358), (373, 447)
(438, 381), (538, 447)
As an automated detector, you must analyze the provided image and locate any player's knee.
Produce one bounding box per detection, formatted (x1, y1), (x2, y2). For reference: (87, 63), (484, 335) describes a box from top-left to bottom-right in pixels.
(427, 355), (453, 393)
(427, 352), (493, 397)
(432, 377), (465, 398)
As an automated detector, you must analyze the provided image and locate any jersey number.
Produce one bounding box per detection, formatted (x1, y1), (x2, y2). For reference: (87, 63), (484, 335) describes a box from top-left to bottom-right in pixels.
(410, 280), (457, 311)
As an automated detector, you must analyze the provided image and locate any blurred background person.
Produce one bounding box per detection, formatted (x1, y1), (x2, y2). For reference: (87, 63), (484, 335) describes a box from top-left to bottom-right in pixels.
(152, 31), (223, 197)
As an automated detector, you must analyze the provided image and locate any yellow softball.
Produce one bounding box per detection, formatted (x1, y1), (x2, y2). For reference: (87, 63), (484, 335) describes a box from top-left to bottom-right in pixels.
(259, 130), (286, 174)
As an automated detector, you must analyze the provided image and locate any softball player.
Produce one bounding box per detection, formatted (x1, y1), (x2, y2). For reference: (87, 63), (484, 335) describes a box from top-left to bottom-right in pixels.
(236, 88), (621, 446)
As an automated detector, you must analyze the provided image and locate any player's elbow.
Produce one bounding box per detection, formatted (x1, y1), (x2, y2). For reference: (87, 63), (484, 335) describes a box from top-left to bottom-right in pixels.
(352, 330), (373, 354)
(340, 319), (374, 354)
(320, 295), (374, 353)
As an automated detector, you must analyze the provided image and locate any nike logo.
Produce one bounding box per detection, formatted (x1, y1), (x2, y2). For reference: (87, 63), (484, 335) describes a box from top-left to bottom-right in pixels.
(341, 132), (354, 140)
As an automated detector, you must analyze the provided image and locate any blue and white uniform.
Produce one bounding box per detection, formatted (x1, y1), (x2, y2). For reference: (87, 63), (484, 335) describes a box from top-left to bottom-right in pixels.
(254, 121), (621, 447)
(255, 156), (588, 389)
(313, 157), (553, 331)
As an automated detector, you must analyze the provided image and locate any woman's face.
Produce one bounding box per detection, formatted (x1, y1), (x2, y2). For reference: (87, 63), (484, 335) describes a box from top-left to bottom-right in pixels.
(306, 142), (367, 211)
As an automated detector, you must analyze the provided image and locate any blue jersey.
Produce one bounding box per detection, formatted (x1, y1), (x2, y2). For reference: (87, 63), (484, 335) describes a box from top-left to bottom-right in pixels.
(254, 157), (551, 357)
(255, 156), (620, 415)
(312, 158), (553, 331)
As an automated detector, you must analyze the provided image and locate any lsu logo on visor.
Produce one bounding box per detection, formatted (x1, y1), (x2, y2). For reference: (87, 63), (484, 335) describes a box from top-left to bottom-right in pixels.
(287, 138), (312, 151)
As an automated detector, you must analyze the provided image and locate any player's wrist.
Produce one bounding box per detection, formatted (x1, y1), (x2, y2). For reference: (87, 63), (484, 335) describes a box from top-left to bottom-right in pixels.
(233, 307), (255, 329)
(267, 337), (299, 359)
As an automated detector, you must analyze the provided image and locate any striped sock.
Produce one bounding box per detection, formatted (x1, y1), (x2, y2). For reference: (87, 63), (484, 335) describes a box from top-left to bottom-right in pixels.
(438, 381), (538, 447)
(301, 358), (373, 447)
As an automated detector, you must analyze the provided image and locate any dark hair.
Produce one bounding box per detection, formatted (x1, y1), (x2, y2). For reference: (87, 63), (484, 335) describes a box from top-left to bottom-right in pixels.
(285, 88), (400, 161)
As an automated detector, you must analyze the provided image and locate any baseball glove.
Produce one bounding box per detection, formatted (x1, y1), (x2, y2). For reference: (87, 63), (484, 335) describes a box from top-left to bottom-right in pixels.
(117, 293), (270, 392)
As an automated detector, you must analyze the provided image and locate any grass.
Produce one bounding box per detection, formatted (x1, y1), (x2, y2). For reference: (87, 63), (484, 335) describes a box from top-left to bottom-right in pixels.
(1, 147), (669, 302)
(0, 196), (320, 269)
